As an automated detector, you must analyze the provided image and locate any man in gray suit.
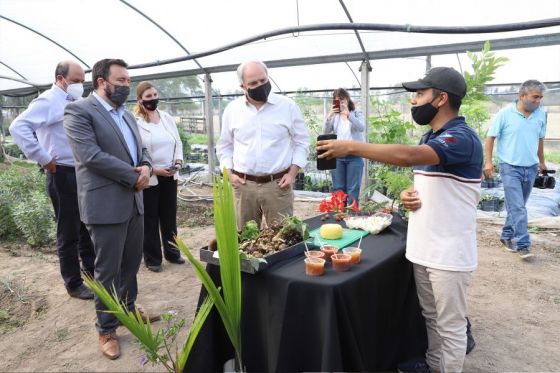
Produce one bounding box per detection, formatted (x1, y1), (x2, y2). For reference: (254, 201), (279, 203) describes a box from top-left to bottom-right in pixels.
(64, 58), (159, 360)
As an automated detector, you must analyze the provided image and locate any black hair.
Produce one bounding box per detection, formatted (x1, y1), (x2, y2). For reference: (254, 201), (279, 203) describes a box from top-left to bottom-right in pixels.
(92, 59), (128, 89)
(432, 88), (462, 111)
(333, 88), (355, 112)
(54, 62), (69, 79)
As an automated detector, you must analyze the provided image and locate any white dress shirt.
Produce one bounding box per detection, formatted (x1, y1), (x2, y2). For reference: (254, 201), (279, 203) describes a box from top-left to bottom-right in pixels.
(137, 110), (183, 186)
(216, 93), (310, 176)
(9, 84), (76, 166)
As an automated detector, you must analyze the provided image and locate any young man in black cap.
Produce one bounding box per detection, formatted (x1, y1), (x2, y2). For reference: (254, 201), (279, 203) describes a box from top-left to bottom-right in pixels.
(317, 67), (482, 373)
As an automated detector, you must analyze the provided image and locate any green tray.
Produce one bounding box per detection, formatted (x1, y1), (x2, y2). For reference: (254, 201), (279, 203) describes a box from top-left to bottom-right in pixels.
(307, 227), (368, 249)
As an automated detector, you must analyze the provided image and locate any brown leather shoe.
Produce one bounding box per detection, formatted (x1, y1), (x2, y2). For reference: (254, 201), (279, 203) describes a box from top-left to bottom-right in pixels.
(99, 332), (120, 360)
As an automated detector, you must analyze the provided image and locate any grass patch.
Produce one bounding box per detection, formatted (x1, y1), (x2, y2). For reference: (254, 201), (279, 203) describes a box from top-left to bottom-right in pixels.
(0, 276), (47, 334)
(51, 327), (70, 342)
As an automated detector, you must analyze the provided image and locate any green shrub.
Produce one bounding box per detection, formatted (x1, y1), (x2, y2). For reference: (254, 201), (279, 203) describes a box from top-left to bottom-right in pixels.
(2, 143), (25, 159)
(12, 190), (55, 246)
(0, 165), (55, 246)
(177, 127), (191, 161)
(0, 191), (17, 239)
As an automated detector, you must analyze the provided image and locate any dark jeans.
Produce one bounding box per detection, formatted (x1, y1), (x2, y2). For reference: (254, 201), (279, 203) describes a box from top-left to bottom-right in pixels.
(143, 176), (181, 266)
(46, 166), (95, 290)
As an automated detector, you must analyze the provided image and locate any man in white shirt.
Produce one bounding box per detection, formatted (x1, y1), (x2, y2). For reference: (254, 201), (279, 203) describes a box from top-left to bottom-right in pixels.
(9, 60), (95, 300)
(216, 61), (310, 228)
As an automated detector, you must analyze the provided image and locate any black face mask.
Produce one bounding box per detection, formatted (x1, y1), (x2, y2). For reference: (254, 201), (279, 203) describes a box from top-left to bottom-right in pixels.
(142, 98), (159, 111)
(411, 96), (439, 125)
(105, 82), (130, 107)
(247, 81), (272, 102)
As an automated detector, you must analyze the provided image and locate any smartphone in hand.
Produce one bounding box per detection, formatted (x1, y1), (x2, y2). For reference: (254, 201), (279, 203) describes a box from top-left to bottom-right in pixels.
(333, 98), (341, 111)
(317, 134), (337, 170)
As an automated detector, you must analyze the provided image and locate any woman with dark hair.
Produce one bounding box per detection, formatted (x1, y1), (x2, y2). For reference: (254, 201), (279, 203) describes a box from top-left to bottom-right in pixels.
(134, 81), (184, 272)
(322, 88), (366, 206)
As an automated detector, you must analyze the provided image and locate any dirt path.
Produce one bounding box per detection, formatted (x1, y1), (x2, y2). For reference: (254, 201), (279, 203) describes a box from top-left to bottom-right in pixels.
(1, 201), (559, 372)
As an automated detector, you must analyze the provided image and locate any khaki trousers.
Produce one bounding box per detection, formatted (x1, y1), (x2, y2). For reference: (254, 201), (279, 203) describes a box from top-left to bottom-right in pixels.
(413, 264), (472, 373)
(233, 180), (294, 229)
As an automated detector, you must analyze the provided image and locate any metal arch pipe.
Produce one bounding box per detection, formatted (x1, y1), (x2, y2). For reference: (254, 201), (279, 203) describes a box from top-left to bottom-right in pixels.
(0, 61), (27, 80)
(124, 18), (560, 70)
(338, 0), (367, 58)
(0, 15), (90, 68)
(119, 0), (208, 74)
(0, 75), (42, 87)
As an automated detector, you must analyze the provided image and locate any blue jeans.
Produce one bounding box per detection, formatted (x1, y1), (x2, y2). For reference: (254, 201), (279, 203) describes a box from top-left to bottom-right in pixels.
(331, 155), (364, 206)
(499, 162), (538, 249)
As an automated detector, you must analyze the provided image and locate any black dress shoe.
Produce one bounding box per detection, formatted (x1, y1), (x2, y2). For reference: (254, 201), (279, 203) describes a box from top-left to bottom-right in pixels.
(146, 264), (163, 272)
(67, 284), (94, 300)
(166, 256), (185, 265)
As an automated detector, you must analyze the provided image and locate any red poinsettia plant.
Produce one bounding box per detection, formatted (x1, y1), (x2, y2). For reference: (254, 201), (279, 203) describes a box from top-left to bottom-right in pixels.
(318, 190), (360, 214)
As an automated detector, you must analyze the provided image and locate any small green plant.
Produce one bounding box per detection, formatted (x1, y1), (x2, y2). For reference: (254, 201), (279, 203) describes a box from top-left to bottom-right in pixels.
(175, 170), (243, 369)
(479, 194), (503, 202)
(462, 41), (509, 140)
(176, 127), (191, 162)
(84, 277), (214, 373)
(368, 97), (415, 145)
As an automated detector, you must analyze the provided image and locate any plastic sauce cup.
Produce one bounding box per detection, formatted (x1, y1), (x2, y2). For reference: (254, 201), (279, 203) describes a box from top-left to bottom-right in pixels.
(320, 245), (339, 261)
(305, 250), (326, 260)
(342, 247), (362, 264)
(305, 257), (326, 276)
(331, 253), (352, 271)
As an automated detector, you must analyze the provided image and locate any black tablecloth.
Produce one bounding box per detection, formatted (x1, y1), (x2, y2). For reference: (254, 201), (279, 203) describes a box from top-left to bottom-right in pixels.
(185, 214), (427, 372)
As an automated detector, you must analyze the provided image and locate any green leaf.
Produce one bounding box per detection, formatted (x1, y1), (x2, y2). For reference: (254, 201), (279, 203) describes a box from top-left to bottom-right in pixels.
(176, 295), (214, 372)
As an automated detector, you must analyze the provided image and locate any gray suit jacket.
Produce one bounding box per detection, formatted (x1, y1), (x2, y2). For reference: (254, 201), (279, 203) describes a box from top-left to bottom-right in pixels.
(63, 94), (151, 225)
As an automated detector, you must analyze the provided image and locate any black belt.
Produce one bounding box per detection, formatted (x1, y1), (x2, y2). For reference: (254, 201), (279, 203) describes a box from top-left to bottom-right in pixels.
(232, 168), (290, 184)
(56, 165), (76, 172)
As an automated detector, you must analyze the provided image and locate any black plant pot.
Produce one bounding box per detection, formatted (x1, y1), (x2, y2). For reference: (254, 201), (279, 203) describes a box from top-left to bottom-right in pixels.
(479, 199), (501, 212)
(481, 178), (497, 188)
(294, 173), (305, 190)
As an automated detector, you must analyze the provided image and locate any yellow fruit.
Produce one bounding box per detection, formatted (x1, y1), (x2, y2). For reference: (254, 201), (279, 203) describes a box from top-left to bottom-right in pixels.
(320, 224), (343, 240)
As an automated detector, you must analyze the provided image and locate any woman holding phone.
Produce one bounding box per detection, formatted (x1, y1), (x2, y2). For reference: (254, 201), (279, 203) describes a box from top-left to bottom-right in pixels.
(134, 81), (185, 272)
(322, 88), (366, 206)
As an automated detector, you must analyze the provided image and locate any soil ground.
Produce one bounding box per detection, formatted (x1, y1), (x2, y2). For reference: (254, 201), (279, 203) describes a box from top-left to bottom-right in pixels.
(0, 188), (559, 372)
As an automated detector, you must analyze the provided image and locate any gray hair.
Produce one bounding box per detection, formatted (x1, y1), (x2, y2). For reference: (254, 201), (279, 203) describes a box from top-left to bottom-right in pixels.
(236, 61), (268, 84)
(519, 80), (547, 95)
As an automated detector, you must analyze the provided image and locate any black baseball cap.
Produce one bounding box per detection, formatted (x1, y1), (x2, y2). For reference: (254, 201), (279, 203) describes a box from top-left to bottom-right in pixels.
(402, 67), (467, 99)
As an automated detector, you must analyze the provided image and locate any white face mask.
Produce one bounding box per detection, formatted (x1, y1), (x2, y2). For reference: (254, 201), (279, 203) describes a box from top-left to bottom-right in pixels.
(64, 79), (84, 100)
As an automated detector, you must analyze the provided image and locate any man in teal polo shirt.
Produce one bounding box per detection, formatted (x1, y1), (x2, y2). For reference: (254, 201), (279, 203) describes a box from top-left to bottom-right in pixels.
(484, 80), (547, 259)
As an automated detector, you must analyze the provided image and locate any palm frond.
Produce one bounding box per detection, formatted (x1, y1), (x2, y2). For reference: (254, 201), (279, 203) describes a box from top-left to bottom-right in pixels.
(176, 295), (214, 371)
(175, 237), (240, 355)
(83, 276), (161, 352)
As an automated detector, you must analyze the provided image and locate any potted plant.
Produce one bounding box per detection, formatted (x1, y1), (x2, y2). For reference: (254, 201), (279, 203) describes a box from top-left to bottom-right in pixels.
(479, 194), (504, 212)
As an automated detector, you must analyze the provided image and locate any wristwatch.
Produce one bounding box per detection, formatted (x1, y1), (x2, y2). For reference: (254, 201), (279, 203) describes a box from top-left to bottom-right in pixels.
(140, 161), (153, 177)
